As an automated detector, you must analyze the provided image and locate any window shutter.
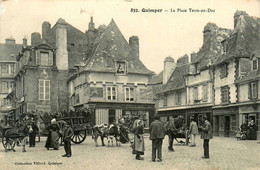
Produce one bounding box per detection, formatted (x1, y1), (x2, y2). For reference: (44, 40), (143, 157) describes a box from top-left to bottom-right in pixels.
(49, 52), (53, 66)
(36, 50), (40, 65)
(256, 82), (258, 98)
(248, 83), (251, 99)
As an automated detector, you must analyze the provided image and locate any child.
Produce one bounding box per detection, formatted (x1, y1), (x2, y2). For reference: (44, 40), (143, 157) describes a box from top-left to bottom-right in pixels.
(235, 128), (241, 140)
(62, 123), (74, 157)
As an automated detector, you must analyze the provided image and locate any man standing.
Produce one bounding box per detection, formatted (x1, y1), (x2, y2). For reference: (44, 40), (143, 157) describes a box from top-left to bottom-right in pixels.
(149, 115), (165, 162)
(28, 121), (38, 147)
(200, 116), (213, 159)
(62, 123), (74, 157)
(164, 117), (177, 151)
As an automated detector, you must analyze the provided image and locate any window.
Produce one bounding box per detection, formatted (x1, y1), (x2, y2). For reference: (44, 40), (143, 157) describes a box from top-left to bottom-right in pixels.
(175, 92), (182, 105)
(75, 94), (80, 104)
(106, 86), (117, 101)
(163, 95), (167, 106)
(125, 87), (135, 101)
(252, 59), (258, 71)
(1, 81), (8, 93)
(221, 40), (227, 55)
(36, 51), (53, 66)
(220, 63), (228, 78)
(193, 87), (198, 101)
(116, 61), (127, 74)
(39, 79), (50, 100)
(249, 82), (258, 99)
(221, 86), (229, 104)
(202, 84), (208, 101)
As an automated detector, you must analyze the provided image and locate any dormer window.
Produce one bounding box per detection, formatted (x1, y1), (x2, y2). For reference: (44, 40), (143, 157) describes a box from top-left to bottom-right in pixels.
(220, 63), (228, 78)
(36, 50), (53, 66)
(252, 59), (258, 71)
(116, 61), (127, 74)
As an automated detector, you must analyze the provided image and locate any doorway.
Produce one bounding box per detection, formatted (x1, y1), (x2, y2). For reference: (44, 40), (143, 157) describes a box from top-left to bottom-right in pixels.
(224, 116), (230, 137)
(109, 109), (115, 124)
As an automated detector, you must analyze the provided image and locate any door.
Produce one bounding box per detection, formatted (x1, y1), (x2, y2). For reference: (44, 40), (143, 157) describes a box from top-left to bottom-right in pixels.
(214, 116), (219, 136)
(224, 116), (230, 137)
(109, 109), (116, 124)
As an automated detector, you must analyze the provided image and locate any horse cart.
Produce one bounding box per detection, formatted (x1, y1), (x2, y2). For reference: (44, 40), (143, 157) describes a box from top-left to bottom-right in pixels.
(40, 111), (93, 144)
(1, 126), (26, 152)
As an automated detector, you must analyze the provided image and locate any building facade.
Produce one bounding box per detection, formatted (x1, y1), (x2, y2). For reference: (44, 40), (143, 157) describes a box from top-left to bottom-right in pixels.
(68, 19), (155, 128)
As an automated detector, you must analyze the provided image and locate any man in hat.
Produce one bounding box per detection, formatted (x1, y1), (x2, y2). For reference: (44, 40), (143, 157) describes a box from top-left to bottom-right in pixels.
(62, 123), (74, 157)
(149, 115), (165, 162)
(28, 121), (38, 147)
(200, 116), (213, 159)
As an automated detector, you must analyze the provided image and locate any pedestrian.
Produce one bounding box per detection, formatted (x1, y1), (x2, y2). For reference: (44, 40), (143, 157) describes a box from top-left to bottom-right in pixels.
(62, 123), (74, 157)
(164, 117), (177, 152)
(132, 115), (145, 160)
(248, 120), (256, 140)
(45, 118), (60, 150)
(21, 122), (30, 152)
(149, 115), (165, 162)
(200, 116), (213, 159)
(28, 121), (38, 147)
(188, 117), (198, 147)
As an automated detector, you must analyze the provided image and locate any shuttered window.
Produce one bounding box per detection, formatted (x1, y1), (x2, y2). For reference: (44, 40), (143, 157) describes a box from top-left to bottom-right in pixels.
(221, 86), (229, 104)
(39, 79), (50, 100)
(202, 84), (208, 101)
(36, 50), (53, 66)
(249, 82), (258, 99)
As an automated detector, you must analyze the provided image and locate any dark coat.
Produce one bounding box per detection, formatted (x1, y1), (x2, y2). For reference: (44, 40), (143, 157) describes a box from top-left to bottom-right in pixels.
(63, 126), (74, 142)
(149, 120), (166, 140)
(200, 120), (213, 140)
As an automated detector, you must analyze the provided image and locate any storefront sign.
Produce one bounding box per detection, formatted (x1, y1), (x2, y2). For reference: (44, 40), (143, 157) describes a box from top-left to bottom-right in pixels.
(213, 107), (238, 115)
(239, 105), (256, 113)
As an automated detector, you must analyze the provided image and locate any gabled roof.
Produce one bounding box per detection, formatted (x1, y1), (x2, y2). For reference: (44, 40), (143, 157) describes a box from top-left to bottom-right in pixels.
(161, 64), (190, 93)
(83, 19), (153, 75)
(214, 11), (260, 65)
(194, 23), (231, 69)
(0, 43), (23, 62)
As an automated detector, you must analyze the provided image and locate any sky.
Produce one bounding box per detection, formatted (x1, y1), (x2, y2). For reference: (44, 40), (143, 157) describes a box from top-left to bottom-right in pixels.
(0, 0), (259, 74)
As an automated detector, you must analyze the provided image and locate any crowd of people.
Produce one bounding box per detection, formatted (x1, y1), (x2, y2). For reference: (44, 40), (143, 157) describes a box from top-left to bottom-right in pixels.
(131, 115), (213, 162)
(236, 120), (257, 140)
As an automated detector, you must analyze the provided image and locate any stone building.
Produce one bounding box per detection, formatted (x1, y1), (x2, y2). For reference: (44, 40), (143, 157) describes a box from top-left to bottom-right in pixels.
(0, 37), (24, 123)
(68, 19), (155, 128)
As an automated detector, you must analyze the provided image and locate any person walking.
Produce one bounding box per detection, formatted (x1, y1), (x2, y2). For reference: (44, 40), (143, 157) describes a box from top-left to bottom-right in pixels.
(200, 116), (213, 159)
(149, 115), (165, 162)
(132, 115), (145, 160)
(62, 123), (74, 157)
(188, 117), (198, 147)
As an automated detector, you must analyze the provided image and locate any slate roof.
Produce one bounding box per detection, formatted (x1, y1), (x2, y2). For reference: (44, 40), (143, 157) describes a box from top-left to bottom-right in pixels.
(83, 19), (153, 75)
(161, 64), (190, 93)
(214, 11), (260, 65)
(149, 71), (163, 84)
(194, 23), (231, 69)
(0, 43), (23, 62)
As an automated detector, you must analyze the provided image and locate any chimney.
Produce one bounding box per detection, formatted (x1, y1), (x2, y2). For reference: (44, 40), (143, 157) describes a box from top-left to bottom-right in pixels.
(5, 37), (16, 45)
(56, 18), (68, 70)
(203, 23), (217, 44)
(190, 52), (197, 63)
(234, 10), (248, 29)
(31, 32), (41, 45)
(42, 21), (51, 40)
(129, 36), (139, 58)
(23, 37), (27, 46)
(88, 16), (95, 31)
(163, 56), (176, 84)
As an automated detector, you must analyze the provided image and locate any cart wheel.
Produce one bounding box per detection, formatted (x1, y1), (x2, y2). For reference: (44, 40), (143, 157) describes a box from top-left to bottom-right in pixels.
(71, 130), (86, 144)
(2, 137), (16, 150)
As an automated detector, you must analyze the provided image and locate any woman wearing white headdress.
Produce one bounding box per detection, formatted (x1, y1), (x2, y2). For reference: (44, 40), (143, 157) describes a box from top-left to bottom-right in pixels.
(45, 118), (60, 150)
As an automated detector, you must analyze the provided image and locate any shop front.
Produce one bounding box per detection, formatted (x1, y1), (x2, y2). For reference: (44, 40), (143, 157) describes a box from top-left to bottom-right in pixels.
(212, 106), (239, 137)
(238, 104), (259, 140)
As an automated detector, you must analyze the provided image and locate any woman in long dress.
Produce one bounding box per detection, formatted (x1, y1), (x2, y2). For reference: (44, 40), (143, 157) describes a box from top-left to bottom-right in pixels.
(45, 119), (60, 150)
(132, 115), (145, 160)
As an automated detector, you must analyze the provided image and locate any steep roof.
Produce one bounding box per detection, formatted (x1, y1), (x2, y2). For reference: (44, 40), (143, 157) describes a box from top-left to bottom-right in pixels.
(149, 71), (163, 84)
(194, 23), (231, 69)
(214, 11), (260, 65)
(0, 43), (23, 62)
(83, 19), (153, 75)
(161, 64), (190, 93)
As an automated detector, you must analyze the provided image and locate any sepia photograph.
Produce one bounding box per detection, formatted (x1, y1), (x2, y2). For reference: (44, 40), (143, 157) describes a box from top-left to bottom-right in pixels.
(0, 0), (259, 169)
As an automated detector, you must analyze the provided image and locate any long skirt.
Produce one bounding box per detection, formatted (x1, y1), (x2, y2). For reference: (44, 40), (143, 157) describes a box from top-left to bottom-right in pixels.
(45, 131), (59, 149)
(132, 134), (144, 155)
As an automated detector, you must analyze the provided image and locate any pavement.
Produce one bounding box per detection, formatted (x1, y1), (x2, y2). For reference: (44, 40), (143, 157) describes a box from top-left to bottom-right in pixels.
(0, 134), (259, 170)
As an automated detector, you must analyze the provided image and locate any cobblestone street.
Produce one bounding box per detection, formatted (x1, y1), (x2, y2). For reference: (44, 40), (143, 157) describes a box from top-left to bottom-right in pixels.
(0, 134), (259, 170)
